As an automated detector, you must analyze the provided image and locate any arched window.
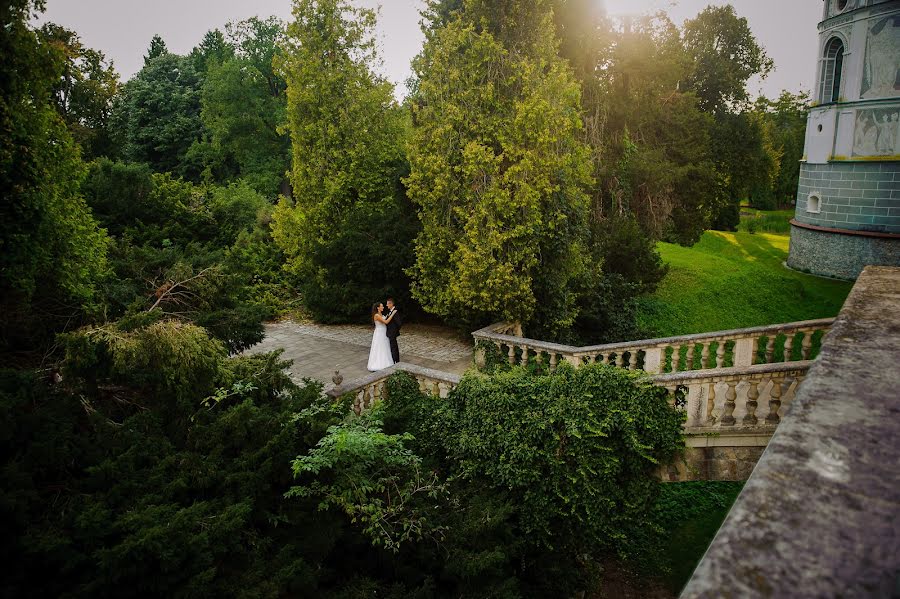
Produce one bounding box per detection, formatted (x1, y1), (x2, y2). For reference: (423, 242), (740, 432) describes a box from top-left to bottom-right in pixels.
(820, 37), (845, 103)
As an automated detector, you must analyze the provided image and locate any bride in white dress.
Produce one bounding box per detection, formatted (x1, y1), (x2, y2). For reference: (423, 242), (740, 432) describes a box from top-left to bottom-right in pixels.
(367, 302), (396, 371)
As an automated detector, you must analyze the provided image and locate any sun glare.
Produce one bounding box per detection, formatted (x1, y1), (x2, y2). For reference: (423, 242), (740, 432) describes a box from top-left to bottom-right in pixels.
(602, 0), (673, 17)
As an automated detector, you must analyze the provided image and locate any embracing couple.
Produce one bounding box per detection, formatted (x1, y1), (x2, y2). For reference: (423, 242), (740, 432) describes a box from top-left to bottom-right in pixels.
(367, 297), (403, 371)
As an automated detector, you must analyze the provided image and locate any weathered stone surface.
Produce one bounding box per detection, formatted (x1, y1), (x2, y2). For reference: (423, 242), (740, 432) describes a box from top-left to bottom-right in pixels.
(664, 447), (766, 482)
(682, 266), (900, 598)
(787, 222), (900, 280)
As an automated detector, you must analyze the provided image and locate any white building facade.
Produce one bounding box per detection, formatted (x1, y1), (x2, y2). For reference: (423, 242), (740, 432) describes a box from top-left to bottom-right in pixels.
(788, 0), (900, 279)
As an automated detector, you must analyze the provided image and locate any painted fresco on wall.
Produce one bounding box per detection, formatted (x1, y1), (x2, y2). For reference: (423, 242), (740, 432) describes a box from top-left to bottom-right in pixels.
(860, 15), (900, 99)
(853, 107), (899, 156)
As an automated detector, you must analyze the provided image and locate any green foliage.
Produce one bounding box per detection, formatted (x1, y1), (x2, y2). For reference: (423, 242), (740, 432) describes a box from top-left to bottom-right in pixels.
(79, 160), (270, 351)
(682, 5), (773, 115)
(650, 481), (743, 592)
(208, 181), (269, 245)
(582, 13), (719, 245)
(272, 0), (414, 323)
(289, 407), (449, 552)
(225, 224), (301, 317)
(680, 6), (777, 231)
(431, 365), (685, 550)
(407, 0), (593, 335)
(749, 92), (809, 209)
(200, 17), (289, 195)
(737, 208), (793, 234)
(38, 23), (119, 159)
(61, 319), (227, 411)
(143, 33), (168, 64)
(1, 335), (353, 597)
(0, 1), (110, 352)
(110, 52), (205, 178)
(301, 196), (421, 323)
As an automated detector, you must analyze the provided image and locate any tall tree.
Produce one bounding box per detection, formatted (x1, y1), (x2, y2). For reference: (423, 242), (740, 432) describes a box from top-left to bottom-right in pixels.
(200, 17), (289, 195)
(0, 0), (109, 352)
(750, 91), (809, 208)
(190, 28), (234, 73)
(272, 0), (415, 322)
(682, 5), (773, 116)
(407, 0), (593, 335)
(109, 53), (205, 178)
(143, 33), (168, 65)
(682, 5), (774, 229)
(38, 23), (119, 158)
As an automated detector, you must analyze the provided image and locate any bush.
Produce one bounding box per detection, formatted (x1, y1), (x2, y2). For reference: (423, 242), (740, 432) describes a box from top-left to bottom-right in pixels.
(344, 366), (684, 593)
(428, 365), (685, 552)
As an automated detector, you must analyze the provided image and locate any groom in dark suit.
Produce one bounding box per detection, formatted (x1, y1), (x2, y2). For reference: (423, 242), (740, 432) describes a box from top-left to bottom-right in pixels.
(385, 297), (402, 363)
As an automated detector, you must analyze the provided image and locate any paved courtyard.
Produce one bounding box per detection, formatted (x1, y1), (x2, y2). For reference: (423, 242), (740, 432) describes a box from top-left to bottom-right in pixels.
(247, 321), (474, 391)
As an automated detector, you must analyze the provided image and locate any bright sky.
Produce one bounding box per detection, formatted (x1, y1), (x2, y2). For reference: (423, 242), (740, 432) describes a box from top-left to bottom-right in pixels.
(38, 0), (823, 100)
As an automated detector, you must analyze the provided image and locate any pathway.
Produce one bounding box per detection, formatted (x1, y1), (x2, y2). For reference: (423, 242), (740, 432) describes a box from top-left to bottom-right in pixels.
(247, 321), (473, 391)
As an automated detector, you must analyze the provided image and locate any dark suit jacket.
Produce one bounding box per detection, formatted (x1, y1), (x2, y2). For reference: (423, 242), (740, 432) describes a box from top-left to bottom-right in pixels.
(386, 308), (402, 338)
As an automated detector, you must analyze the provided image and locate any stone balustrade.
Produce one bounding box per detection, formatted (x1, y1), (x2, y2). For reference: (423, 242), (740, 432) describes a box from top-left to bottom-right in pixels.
(326, 362), (461, 414)
(472, 318), (833, 374)
(328, 322), (826, 480)
(652, 361), (810, 430)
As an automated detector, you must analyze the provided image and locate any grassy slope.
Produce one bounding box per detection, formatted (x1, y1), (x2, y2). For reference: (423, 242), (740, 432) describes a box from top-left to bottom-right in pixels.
(636, 230), (853, 337)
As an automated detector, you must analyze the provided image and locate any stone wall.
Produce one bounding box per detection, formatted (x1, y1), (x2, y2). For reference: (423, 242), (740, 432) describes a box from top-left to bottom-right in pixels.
(794, 161), (899, 233)
(662, 446), (765, 482)
(787, 221), (900, 279)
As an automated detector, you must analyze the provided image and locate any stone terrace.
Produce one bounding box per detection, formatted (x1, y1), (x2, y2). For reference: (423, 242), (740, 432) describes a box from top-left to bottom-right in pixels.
(247, 321), (473, 391)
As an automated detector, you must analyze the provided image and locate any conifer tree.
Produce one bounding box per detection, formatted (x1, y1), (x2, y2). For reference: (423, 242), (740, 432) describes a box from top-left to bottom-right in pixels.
(407, 0), (593, 334)
(272, 0), (412, 321)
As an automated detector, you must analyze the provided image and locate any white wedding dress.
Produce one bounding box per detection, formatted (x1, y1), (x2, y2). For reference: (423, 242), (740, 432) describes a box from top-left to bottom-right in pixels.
(367, 320), (395, 371)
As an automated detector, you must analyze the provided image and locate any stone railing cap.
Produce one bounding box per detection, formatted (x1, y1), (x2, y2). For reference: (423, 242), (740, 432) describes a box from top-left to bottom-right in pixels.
(650, 361), (813, 384)
(472, 318), (835, 356)
(326, 362), (462, 398)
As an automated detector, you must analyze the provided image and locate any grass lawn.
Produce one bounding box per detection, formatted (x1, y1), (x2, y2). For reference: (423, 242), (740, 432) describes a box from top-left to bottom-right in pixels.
(653, 481), (745, 594)
(736, 208), (795, 234)
(636, 229), (853, 337)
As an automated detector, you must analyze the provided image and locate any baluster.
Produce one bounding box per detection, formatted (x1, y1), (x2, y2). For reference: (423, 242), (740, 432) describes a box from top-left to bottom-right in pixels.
(765, 336), (775, 363)
(549, 353), (558, 373)
(417, 376), (427, 393)
(507, 344), (516, 366)
(715, 342), (726, 368)
(587, 354), (596, 364)
(801, 331), (812, 360)
(535, 351), (544, 367)
(615, 353), (624, 367)
(601, 353), (610, 365)
(700, 343), (710, 369)
(783, 334), (794, 362)
(685, 344), (695, 371)
(766, 377), (783, 424)
(628, 351), (638, 370)
(743, 380), (759, 425)
(432, 380), (440, 396)
(671, 346), (680, 373)
(520, 345), (529, 366)
(706, 382), (717, 424)
(721, 381), (737, 425)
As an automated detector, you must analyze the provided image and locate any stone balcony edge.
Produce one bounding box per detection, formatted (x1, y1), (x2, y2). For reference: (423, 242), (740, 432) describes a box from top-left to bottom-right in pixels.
(473, 319), (834, 355)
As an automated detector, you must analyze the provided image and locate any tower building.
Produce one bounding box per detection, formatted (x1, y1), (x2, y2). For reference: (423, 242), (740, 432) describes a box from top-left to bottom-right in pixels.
(787, 0), (900, 279)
